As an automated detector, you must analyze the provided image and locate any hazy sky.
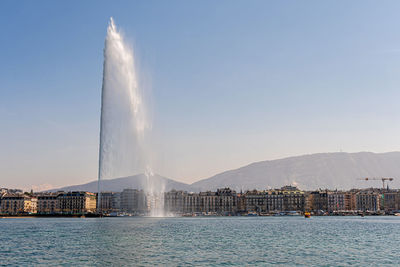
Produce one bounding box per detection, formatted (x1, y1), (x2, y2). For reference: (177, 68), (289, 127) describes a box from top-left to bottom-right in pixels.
(1, 1), (400, 189)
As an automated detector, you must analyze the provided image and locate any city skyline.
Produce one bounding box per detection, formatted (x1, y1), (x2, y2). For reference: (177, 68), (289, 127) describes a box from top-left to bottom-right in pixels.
(1, 185), (398, 217)
(2, 1), (400, 189)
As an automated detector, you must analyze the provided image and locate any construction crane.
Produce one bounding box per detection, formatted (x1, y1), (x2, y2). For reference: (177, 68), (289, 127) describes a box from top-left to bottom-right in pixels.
(358, 177), (394, 189)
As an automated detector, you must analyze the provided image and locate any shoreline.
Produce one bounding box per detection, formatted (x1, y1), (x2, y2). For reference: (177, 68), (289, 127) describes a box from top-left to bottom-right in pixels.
(0, 214), (101, 218)
(1, 213), (399, 218)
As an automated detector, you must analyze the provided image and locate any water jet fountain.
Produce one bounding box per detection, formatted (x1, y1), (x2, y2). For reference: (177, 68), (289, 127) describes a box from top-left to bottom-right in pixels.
(98, 18), (165, 216)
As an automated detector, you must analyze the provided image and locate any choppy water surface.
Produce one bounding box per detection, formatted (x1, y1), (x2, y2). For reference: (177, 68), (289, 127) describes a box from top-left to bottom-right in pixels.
(1, 216), (399, 266)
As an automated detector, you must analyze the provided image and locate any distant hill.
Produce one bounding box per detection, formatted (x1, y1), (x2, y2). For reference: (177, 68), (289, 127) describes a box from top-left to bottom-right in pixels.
(48, 152), (400, 193)
(49, 174), (197, 193)
(191, 152), (400, 191)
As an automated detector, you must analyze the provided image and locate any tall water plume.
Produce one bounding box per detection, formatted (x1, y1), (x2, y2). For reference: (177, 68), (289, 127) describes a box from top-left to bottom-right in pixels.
(98, 18), (164, 215)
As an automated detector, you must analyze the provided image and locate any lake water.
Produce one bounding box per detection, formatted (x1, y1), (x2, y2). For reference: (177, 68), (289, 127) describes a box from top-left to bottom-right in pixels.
(1, 216), (399, 266)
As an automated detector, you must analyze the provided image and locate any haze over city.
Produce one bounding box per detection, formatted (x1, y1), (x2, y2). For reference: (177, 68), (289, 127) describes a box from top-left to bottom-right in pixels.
(1, 1), (400, 190)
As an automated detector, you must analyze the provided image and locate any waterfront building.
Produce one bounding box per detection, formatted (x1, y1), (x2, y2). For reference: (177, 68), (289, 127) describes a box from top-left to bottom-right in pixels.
(183, 193), (200, 213)
(37, 193), (59, 214)
(165, 188), (238, 215)
(112, 192), (121, 211)
(327, 191), (346, 212)
(245, 190), (267, 213)
(308, 190), (328, 213)
(198, 191), (217, 213)
(236, 192), (247, 214)
(383, 191), (400, 212)
(0, 189), (4, 208)
(280, 187), (305, 212)
(0, 194), (37, 214)
(344, 192), (357, 211)
(356, 191), (380, 212)
(98, 192), (112, 212)
(304, 192), (312, 212)
(121, 189), (147, 213)
(98, 192), (121, 212)
(265, 186), (305, 212)
(164, 190), (186, 214)
(58, 192), (97, 214)
(216, 188), (237, 215)
(265, 190), (283, 212)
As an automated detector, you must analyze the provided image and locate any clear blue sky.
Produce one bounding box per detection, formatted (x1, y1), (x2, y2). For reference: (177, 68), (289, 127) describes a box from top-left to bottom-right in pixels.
(1, 1), (400, 189)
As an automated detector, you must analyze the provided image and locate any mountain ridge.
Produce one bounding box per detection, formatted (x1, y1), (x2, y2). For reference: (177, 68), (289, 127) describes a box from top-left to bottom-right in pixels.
(47, 152), (400, 192)
(49, 173), (198, 193)
(191, 151), (400, 191)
